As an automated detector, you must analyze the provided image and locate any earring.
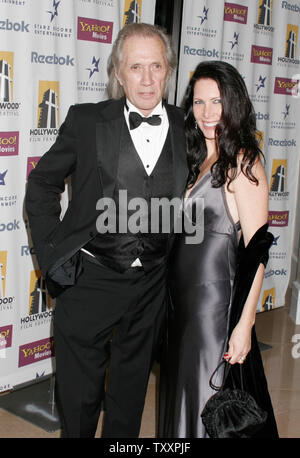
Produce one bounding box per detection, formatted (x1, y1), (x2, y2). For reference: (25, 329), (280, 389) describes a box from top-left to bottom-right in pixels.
(195, 121), (198, 130)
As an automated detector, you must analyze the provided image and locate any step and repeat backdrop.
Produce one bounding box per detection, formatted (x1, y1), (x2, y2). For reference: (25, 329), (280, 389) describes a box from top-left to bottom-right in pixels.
(0, 0), (299, 393)
(0, 0), (156, 393)
(176, 0), (300, 313)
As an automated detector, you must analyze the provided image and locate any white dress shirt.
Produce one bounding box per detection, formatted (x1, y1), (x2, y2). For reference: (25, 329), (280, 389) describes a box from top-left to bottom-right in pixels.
(124, 99), (169, 175)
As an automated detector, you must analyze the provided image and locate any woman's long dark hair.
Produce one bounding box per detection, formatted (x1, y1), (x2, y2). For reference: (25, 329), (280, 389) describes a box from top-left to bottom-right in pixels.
(184, 61), (262, 189)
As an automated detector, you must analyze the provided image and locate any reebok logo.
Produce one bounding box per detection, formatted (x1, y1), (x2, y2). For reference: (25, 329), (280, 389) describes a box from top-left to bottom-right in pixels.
(31, 52), (74, 66)
(0, 19), (29, 32)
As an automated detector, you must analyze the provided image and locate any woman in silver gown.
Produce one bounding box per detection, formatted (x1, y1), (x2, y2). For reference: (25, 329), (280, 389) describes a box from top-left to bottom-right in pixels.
(159, 61), (278, 438)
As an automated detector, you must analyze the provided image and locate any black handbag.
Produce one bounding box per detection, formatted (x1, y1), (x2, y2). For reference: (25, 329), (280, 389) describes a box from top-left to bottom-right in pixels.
(201, 360), (268, 438)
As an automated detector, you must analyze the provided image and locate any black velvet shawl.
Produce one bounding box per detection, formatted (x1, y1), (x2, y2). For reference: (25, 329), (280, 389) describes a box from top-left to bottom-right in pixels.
(224, 223), (279, 437)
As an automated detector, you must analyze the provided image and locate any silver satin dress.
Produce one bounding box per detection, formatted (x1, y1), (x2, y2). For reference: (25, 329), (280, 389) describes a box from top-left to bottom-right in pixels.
(159, 172), (240, 438)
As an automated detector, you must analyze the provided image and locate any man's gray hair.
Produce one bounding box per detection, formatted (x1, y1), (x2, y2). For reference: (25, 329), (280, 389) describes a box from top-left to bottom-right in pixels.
(107, 22), (177, 99)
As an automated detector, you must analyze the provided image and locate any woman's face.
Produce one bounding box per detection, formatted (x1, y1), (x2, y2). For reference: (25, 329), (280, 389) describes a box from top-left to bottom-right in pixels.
(193, 78), (222, 142)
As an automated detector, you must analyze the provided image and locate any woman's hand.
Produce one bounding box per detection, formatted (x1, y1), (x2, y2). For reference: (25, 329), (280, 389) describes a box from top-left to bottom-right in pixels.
(224, 321), (252, 365)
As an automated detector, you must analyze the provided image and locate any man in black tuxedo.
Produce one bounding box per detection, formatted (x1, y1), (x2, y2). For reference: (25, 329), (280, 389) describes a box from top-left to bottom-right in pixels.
(25, 23), (188, 438)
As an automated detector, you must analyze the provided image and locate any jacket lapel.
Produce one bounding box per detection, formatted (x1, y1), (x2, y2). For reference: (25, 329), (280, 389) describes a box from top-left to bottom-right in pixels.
(95, 98), (125, 198)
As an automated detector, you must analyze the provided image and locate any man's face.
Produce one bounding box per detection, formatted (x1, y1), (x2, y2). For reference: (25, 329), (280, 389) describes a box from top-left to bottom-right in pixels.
(115, 35), (169, 117)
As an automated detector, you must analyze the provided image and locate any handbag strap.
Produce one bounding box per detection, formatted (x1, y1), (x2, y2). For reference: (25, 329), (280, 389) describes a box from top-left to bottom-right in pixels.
(209, 359), (244, 392)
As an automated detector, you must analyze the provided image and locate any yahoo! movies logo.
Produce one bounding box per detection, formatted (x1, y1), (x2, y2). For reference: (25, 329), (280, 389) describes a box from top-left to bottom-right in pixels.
(123, 0), (142, 26)
(274, 76), (299, 96)
(251, 45), (273, 65)
(224, 2), (248, 24)
(268, 210), (289, 227)
(77, 17), (113, 44)
(26, 156), (41, 180)
(0, 132), (19, 156)
(0, 325), (12, 351)
(18, 337), (55, 367)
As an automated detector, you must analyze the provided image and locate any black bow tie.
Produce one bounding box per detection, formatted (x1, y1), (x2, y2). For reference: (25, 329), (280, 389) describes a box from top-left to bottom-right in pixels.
(129, 111), (162, 130)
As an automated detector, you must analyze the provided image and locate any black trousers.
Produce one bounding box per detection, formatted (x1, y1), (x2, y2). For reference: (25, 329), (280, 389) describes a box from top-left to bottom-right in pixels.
(53, 253), (167, 438)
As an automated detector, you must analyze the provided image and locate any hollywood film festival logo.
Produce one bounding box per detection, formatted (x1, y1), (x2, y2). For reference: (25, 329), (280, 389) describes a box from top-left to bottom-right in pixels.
(261, 287), (275, 312)
(123, 0), (142, 26)
(0, 251), (14, 311)
(30, 81), (59, 143)
(20, 270), (53, 330)
(254, 0), (274, 35)
(0, 51), (21, 116)
(269, 159), (290, 202)
(278, 24), (299, 66)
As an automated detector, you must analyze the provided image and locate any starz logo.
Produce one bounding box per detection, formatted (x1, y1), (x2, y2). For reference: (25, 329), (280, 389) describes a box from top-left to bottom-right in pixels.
(282, 104), (290, 119)
(256, 75), (266, 92)
(47, 0), (60, 22)
(86, 56), (100, 79)
(0, 170), (7, 185)
(229, 32), (239, 49)
(197, 6), (209, 24)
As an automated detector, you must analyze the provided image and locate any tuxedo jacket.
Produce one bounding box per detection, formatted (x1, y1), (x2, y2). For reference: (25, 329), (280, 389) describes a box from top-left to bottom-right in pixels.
(25, 97), (188, 298)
